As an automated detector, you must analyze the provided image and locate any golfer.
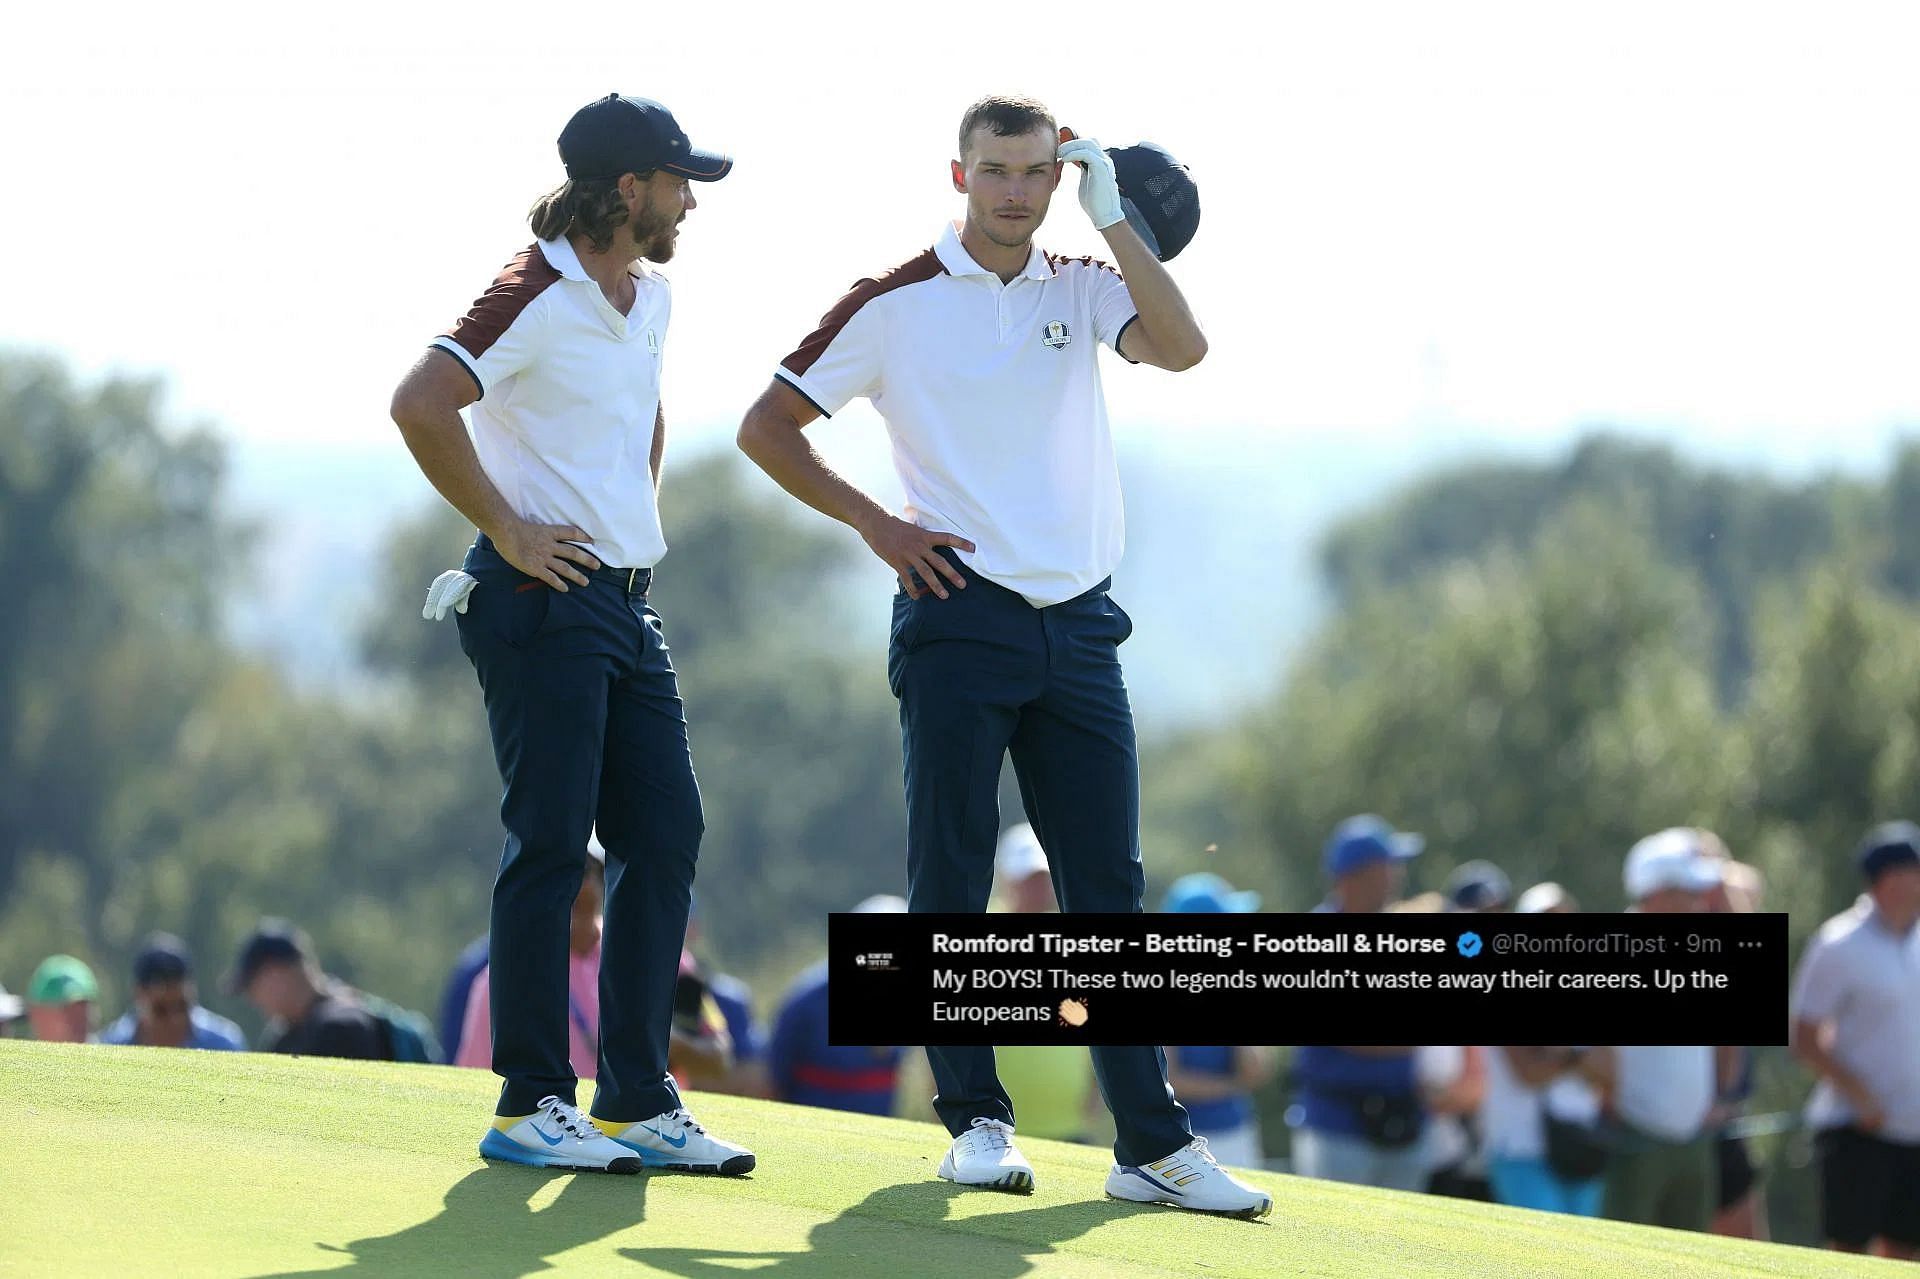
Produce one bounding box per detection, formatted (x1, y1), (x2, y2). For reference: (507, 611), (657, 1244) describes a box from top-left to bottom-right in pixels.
(737, 94), (1268, 1217)
(390, 93), (752, 1176)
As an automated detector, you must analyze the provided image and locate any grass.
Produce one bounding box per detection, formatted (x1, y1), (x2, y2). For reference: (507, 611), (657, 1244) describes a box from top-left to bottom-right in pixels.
(0, 1041), (1905, 1278)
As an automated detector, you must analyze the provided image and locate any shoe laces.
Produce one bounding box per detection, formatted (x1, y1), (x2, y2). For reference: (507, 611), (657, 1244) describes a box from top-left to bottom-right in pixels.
(659, 1108), (707, 1136)
(536, 1096), (595, 1142)
(964, 1117), (1014, 1155)
(1186, 1135), (1221, 1172)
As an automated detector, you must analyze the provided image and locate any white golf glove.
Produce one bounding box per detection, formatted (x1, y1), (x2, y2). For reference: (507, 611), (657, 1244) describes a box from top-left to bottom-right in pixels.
(422, 569), (479, 620)
(1058, 137), (1125, 230)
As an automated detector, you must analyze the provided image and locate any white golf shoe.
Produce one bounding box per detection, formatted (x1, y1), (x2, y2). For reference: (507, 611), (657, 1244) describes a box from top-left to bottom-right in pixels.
(1105, 1137), (1274, 1219)
(478, 1096), (642, 1173)
(599, 1107), (756, 1175)
(937, 1116), (1034, 1193)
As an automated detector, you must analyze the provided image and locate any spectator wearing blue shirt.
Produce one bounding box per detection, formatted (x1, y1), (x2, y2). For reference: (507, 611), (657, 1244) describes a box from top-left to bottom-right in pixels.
(1294, 815), (1428, 1191)
(768, 895), (906, 1116)
(101, 934), (245, 1052)
(1161, 873), (1275, 1169)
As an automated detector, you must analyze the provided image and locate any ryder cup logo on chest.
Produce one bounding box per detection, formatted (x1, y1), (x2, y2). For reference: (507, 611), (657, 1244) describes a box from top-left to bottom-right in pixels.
(1041, 320), (1071, 350)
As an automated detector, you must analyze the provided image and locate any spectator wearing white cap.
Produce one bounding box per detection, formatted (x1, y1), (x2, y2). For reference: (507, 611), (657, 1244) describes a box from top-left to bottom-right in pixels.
(1790, 821), (1920, 1260)
(932, 824), (1105, 1145)
(1516, 882), (1578, 915)
(1602, 828), (1726, 1233)
(995, 822), (1056, 916)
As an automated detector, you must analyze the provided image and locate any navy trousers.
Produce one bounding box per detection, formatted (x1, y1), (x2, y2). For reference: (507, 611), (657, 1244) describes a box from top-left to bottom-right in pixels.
(888, 552), (1193, 1167)
(456, 534), (701, 1121)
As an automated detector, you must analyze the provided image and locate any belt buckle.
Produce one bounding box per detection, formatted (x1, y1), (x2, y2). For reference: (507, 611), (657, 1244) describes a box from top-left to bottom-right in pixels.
(626, 567), (639, 594)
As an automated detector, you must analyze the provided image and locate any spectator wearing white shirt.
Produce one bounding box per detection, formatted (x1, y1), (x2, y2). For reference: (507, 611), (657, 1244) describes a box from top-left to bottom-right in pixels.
(1790, 821), (1920, 1261)
(1602, 828), (1725, 1232)
(1480, 1046), (1614, 1216)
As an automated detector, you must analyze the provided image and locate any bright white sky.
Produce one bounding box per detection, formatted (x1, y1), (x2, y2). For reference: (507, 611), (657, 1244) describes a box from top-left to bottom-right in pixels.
(4, 0), (1918, 471)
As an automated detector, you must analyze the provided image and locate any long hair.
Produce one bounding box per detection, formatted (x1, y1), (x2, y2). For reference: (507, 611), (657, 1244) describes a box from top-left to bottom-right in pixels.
(527, 176), (646, 254)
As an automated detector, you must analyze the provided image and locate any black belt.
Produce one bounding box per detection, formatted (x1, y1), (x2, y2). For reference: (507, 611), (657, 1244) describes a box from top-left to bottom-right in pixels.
(588, 563), (652, 595)
(475, 534), (649, 594)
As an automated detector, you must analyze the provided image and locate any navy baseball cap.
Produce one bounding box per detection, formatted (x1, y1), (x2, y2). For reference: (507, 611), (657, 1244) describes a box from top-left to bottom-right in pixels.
(1857, 820), (1920, 883)
(1324, 815), (1425, 878)
(1108, 142), (1200, 261)
(559, 94), (732, 183)
(224, 919), (311, 994)
(132, 932), (193, 987)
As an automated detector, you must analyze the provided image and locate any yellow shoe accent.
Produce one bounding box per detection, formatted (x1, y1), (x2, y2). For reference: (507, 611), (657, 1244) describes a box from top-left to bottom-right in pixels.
(590, 1116), (632, 1138)
(492, 1114), (533, 1133)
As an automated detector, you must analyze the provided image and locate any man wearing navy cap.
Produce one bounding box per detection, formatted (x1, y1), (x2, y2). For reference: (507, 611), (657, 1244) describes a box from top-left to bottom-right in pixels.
(1294, 815), (1429, 1191)
(391, 93), (750, 1177)
(1791, 821), (1920, 1259)
(738, 93), (1262, 1216)
(101, 933), (244, 1051)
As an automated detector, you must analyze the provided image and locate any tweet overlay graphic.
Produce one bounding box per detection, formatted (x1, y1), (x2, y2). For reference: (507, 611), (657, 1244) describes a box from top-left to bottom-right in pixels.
(828, 912), (1786, 1046)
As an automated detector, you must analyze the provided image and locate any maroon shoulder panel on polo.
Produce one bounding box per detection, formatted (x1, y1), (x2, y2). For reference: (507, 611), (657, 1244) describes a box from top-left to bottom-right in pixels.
(442, 244), (563, 360)
(1045, 251), (1124, 280)
(780, 247), (945, 378)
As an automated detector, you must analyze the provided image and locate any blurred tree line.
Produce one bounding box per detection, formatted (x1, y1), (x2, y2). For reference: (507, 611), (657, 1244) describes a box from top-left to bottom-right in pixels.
(5, 353), (1918, 1241)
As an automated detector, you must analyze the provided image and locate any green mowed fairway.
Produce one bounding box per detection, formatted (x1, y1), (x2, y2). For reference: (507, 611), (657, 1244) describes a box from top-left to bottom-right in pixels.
(0, 1042), (1901, 1277)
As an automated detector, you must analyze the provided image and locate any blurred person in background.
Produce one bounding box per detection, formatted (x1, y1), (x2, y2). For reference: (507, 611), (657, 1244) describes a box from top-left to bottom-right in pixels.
(1445, 861), (1512, 914)
(101, 933), (244, 1051)
(1161, 872), (1276, 1168)
(1420, 852), (1512, 1194)
(1480, 1045), (1614, 1217)
(0, 982), (24, 1037)
(26, 955), (99, 1043)
(458, 845), (733, 1088)
(979, 825), (1103, 1143)
(436, 934), (491, 1066)
(1603, 828), (1724, 1233)
(1418, 1044), (1489, 1201)
(228, 919), (396, 1062)
(1313, 814), (1422, 916)
(1694, 829), (1769, 1242)
(1515, 882), (1578, 914)
(1790, 820), (1920, 1261)
(1292, 816), (1428, 1190)
(685, 895), (766, 1098)
(769, 894), (908, 1116)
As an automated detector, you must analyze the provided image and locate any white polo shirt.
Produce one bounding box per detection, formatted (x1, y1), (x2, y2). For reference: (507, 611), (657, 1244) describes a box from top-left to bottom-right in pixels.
(1611, 1045), (1715, 1142)
(432, 235), (670, 570)
(1792, 897), (1920, 1142)
(776, 221), (1140, 607)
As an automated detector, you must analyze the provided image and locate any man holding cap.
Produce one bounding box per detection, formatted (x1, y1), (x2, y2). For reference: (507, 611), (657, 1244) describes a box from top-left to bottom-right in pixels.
(1791, 820), (1920, 1259)
(389, 93), (750, 1177)
(102, 933), (245, 1051)
(738, 93), (1261, 1217)
(26, 955), (100, 1043)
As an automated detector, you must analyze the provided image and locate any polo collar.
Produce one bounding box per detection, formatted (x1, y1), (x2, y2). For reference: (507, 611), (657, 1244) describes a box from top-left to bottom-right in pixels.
(538, 236), (650, 283)
(935, 221), (1055, 282)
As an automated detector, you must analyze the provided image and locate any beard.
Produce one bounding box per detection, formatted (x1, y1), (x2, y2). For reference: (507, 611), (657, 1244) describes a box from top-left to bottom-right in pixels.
(630, 193), (681, 263)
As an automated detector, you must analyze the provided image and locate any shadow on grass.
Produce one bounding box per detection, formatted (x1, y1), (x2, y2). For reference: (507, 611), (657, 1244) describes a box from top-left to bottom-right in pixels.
(625, 1179), (1164, 1279)
(259, 1164), (648, 1278)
